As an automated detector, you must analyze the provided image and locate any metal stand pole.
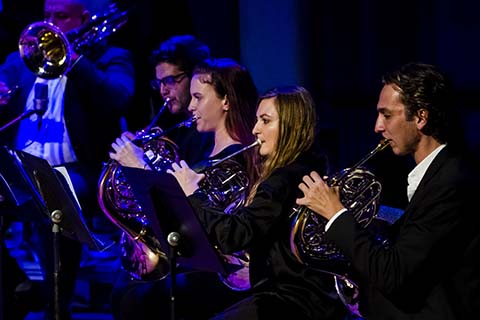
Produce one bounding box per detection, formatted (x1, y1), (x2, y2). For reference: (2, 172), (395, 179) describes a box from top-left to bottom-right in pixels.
(167, 232), (180, 320)
(0, 215), (5, 320)
(50, 209), (63, 320)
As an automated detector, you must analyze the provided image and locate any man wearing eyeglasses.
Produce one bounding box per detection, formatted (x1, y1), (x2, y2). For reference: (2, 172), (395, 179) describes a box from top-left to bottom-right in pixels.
(150, 72), (187, 111)
(108, 34), (217, 319)
(144, 34), (214, 165)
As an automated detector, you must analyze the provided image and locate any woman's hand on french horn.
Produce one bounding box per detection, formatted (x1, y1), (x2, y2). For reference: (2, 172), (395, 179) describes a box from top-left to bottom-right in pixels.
(296, 171), (344, 220)
(167, 160), (205, 196)
(109, 131), (147, 169)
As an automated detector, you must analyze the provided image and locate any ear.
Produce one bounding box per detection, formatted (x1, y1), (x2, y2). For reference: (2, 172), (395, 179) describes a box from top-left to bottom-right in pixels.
(222, 95), (230, 112)
(416, 108), (428, 129)
(81, 11), (90, 25)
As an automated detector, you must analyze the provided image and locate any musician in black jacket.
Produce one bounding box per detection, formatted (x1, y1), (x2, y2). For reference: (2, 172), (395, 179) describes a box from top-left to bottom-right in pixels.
(0, 0), (134, 318)
(169, 85), (346, 319)
(297, 63), (480, 319)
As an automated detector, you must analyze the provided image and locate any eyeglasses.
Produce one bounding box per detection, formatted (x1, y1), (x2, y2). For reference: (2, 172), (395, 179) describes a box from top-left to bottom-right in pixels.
(150, 72), (188, 90)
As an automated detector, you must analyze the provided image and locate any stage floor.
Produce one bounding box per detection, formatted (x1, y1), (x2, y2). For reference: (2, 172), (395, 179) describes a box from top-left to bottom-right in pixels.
(6, 219), (120, 320)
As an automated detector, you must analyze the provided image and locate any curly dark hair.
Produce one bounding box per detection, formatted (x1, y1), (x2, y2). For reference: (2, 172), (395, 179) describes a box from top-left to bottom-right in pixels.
(382, 63), (454, 144)
(149, 35), (210, 77)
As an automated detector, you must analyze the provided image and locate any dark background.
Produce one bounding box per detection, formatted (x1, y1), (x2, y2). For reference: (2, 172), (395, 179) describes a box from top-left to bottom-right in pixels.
(2, 0), (479, 210)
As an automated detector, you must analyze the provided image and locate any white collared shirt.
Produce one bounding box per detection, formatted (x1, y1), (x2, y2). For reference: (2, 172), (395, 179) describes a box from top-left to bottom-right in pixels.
(15, 77), (78, 166)
(326, 144), (446, 230)
(407, 144), (446, 202)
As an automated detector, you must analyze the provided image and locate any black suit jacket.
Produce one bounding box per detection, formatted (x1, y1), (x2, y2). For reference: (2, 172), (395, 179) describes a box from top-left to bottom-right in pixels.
(189, 151), (347, 319)
(0, 42), (135, 217)
(0, 43), (135, 172)
(327, 146), (480, 319)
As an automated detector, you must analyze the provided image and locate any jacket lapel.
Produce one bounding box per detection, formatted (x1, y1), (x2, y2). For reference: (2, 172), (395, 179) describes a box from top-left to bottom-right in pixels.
(399, 146), (450, 224)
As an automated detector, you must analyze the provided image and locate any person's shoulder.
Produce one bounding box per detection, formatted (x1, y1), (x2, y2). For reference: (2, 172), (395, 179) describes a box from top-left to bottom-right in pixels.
(218, 144), (243, 157)
(269, 149), (328, 185)
(101, 45), (133, 58)
(0, 51), (26, 77)
(104, 45), (132, 54)
(443, 145), (478, 167)
(438, 145), (480, 183)
(89, 43), (132, 62)
(283, 149), (328, 175)
(3, 51), (22, 63)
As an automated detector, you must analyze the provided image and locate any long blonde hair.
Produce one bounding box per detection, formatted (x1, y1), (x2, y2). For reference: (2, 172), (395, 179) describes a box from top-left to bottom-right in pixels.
(247, 85), (317, 203)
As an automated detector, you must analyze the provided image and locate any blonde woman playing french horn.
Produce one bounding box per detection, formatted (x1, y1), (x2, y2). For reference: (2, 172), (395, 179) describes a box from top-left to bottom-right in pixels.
(109, 58), (260, 320)
(168, 85), (347, 320)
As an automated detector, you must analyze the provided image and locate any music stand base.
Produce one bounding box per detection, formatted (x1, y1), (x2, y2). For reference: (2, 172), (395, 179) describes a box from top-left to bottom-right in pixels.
(51, 210), (63, 320)
(168, 232), (179, 320)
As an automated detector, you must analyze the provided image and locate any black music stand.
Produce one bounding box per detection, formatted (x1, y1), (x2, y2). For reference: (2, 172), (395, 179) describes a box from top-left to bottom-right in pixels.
(0, 146), (108, 320)
(1, 146), (49, 320)
(121, 167), (227, 320)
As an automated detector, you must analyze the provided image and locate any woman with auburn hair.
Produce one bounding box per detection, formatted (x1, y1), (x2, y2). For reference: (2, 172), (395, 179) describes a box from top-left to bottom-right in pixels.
(109, 58), (260, 320)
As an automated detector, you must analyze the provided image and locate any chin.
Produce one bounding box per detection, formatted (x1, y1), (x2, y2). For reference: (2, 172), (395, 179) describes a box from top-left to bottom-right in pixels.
(392, 146), (406, 156)
(169, 104), (182, 114)
(195, 123), (206, 133)
(259, 146), (271, 157)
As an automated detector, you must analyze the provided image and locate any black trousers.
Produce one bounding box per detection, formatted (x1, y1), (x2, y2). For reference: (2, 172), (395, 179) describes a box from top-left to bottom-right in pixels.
(111, 268), (249, 320)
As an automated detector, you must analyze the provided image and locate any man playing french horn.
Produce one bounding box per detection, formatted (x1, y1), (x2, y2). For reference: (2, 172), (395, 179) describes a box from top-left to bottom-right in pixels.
(297, 63), (480, 320)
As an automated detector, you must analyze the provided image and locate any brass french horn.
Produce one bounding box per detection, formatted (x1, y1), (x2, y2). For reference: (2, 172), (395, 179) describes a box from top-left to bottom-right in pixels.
(196, 138), (261, 291)
(290, 139), (390, 316)
(98, 111), (260, 290)
(97, 107), (192, 280)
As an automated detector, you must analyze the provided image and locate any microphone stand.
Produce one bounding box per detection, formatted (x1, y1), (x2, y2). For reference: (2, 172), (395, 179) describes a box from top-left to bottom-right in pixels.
(0, 85), (47, 319)
(0, 109), (42, 133)
(0, 82), (48, 134)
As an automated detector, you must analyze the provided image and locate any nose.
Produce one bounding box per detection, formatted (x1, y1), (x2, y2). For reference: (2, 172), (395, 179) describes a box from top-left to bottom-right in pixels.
(160, 84), (169, 97)
(188, 100), (196, 113)
(374, 115), (384, 133)
(44, 14), (55, 25)
(252, 120), (260, 135)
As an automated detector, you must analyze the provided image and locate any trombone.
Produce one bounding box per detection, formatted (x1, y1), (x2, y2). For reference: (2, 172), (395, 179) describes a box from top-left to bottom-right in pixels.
(18, 4), (127, 79)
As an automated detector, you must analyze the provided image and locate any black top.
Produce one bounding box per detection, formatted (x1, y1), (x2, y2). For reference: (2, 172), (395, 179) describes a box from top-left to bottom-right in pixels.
(190, 143), (243, 172)
(188, 150), (345, 319)
(160, 113), (214, 167)
(328, 146), (480, 319)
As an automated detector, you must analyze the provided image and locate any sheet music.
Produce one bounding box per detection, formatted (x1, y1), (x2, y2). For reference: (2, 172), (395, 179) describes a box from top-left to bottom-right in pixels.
(377, 205), (404, 224)
(53, 166), (82, 210)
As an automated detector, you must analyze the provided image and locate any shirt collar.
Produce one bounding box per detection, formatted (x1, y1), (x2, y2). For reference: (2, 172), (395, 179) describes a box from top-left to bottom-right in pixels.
(407, 144), (446, 201)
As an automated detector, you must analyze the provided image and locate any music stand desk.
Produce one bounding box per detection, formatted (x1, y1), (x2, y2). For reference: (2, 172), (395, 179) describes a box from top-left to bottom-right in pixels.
(0, 146), (108, 320)
(121, 166), (227, 275)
